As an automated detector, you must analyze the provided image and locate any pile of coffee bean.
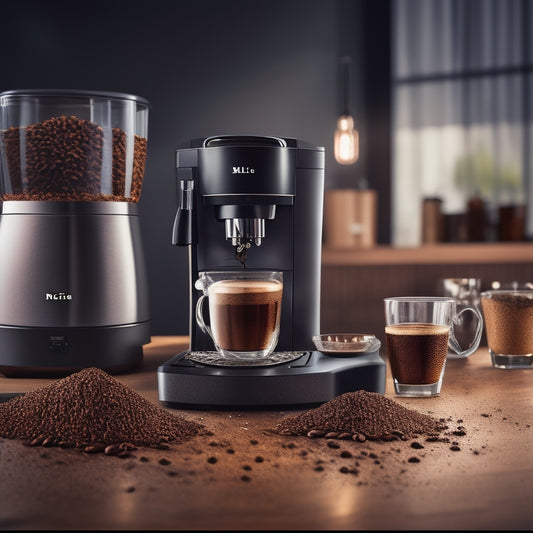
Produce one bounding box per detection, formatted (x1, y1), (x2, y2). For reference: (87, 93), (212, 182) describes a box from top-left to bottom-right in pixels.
(1, 115), (147, 202)
(0, 367), (207, 454)
(269, 390), (448, 441)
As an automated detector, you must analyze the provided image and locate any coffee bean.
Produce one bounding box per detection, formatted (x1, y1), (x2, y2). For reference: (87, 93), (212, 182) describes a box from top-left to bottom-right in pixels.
(325, 432), (340, 439)
(104, 444), (122, 456)
(307, 430), (326, 438)
(338, 432), (353, 440)
(83, 444), (106, 454)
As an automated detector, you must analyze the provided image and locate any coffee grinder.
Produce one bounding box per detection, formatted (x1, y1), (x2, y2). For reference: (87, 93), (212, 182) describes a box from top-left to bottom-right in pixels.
(158, 135), (385, 407)
(0, 89), (151, 377)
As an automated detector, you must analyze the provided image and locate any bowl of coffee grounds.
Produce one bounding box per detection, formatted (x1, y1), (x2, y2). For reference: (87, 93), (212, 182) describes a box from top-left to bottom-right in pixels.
(269, 390), (448, 441)
(0, 367), (209, 455)
(312, 334), (381, 357)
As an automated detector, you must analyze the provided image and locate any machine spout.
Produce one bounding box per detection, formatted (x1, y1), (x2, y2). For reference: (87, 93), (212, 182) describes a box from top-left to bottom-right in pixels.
(225, 218), (265, 247)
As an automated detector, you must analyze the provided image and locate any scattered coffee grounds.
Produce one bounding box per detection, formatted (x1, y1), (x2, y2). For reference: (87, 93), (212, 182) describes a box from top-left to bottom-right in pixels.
(2, 115), (147, 202)
(269, 390), (448, 441)
(0, 367), (206, 452)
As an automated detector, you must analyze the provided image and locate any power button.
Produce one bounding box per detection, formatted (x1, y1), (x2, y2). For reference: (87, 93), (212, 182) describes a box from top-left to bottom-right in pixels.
(48, 335), (70, 353)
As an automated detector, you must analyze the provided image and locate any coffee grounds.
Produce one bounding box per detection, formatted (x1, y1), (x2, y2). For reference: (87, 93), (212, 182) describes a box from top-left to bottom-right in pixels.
(269, 390), (448, 440)
(0, 367), (207, 452)
(2, 115), (147, 202)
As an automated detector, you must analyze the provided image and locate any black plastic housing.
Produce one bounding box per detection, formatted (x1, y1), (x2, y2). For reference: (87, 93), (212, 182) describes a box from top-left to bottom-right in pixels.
(173, 135), (325, 352)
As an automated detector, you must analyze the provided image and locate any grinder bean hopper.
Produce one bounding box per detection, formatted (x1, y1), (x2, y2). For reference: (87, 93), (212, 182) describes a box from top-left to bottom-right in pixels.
(157, 135), (385, 408)
(0, 89), (151, 376)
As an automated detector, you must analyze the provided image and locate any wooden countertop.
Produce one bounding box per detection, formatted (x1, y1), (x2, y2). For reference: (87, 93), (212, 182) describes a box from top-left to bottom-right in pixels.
(1, 336), (532, 530)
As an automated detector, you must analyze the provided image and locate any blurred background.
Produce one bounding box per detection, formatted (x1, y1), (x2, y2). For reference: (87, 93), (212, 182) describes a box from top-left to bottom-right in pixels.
(2, 0), (532, 338)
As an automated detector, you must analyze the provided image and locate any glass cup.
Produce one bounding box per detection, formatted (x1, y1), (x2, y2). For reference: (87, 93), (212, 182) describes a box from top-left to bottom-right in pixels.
(384, 297), (483, 397)
(195, 270), (283, 360)
(440, 278), (482, 359)
(480, 290), (533, 369)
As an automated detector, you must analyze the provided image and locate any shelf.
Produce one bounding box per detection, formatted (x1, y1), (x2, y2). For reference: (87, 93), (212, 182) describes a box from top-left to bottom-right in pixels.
(322, 242), (533, 266)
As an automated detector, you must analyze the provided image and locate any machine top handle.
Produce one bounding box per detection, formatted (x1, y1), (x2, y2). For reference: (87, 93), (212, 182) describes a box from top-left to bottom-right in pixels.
(203, 135), (287, 148)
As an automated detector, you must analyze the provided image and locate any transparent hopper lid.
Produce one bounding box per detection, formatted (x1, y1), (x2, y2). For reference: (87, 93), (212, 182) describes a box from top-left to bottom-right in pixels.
(0, 89), (150, 203)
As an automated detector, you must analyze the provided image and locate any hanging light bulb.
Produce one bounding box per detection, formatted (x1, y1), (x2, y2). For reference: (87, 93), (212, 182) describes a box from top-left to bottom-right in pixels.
(334, 57), (359, 165)
(334, 115), (359, 164)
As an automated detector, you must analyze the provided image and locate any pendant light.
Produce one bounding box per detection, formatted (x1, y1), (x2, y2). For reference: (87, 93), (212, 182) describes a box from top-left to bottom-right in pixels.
(334, 56), (359, 165)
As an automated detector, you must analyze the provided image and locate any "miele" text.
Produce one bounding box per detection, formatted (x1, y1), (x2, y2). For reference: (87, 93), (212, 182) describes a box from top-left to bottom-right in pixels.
(232, 166), (255, 174)
(45, 292), (72, 301)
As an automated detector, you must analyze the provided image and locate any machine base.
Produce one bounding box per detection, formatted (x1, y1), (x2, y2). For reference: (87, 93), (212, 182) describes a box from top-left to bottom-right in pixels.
(158, 349), (386, 409)
(0, 322), (151, 378)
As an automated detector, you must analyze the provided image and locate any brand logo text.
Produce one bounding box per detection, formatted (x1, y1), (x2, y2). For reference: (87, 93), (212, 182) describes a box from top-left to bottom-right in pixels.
(232, 166), (255, 174)
(45, 292), (72, 301)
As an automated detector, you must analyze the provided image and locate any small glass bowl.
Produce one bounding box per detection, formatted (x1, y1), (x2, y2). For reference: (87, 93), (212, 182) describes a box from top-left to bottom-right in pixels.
(312, 333), (381, 357)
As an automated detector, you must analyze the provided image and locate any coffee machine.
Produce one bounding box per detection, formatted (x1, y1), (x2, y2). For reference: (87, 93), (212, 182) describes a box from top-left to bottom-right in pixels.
(0, 89), (151, 376)
(158, 135), (385, 407)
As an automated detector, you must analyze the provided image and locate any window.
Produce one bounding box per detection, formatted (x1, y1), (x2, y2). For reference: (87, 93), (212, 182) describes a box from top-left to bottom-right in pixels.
(392, 0), (531, 246)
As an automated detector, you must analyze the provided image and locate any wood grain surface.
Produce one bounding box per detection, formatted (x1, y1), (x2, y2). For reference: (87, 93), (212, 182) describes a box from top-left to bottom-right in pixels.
(1, 337), (532, 530)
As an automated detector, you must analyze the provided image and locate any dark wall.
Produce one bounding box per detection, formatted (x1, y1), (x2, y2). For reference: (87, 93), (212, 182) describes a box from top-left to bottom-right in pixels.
(2, 0), (374, 334)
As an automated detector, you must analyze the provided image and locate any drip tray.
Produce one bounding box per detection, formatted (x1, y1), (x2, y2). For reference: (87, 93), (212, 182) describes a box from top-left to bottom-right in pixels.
(157, 349), (386, 409)
(186, 351), (307, 368)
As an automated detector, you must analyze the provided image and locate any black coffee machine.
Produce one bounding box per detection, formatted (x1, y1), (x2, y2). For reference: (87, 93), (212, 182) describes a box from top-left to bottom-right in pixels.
(0, 89), (151, 377)
(157, 135), (385, 407)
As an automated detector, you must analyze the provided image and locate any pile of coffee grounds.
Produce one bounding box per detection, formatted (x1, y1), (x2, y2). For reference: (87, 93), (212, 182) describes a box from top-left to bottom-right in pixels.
(0, 368), (207, 453)
(269, 390), (448, 441)
(2, 115), (147, 202)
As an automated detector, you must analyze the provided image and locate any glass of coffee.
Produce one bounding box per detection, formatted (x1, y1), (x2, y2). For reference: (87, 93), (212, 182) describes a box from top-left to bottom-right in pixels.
(481, 290), (533, 369)
(384, 297), (483, 397)
(195, 271), (283, 360)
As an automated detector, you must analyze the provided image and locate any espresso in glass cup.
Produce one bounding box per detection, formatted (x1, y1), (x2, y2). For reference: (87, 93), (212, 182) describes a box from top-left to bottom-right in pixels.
(384, 297), (483, 397)
(195, 271), (283, 360)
